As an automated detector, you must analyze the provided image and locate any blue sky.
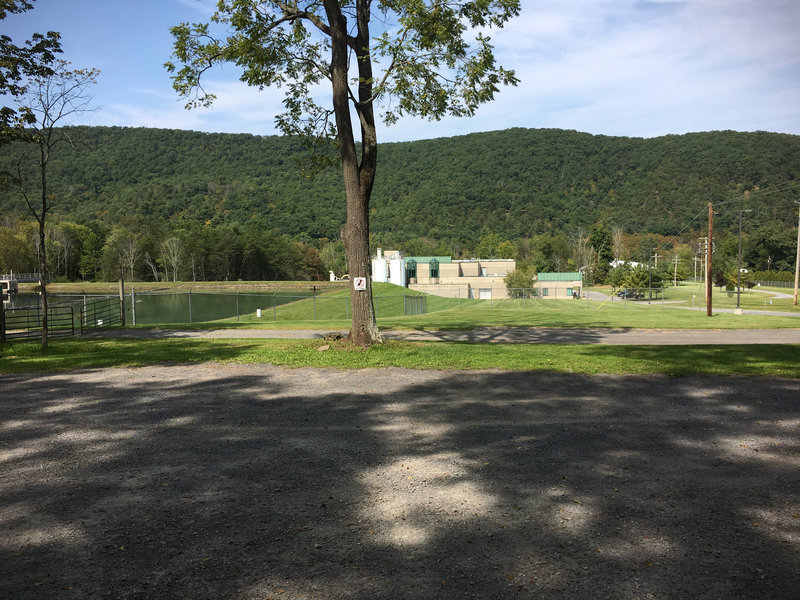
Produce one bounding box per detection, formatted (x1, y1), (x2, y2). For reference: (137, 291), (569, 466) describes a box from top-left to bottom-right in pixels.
(5, 0), (800, 142)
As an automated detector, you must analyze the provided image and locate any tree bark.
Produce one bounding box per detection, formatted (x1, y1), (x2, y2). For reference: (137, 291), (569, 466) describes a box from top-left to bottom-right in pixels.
(324, 0), (382, 345)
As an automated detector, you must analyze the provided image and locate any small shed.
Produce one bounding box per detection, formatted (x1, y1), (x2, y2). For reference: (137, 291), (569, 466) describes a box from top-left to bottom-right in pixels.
(535, 272), (583, 299)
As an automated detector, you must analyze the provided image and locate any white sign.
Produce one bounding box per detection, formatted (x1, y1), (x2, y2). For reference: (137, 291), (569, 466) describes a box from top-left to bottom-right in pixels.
(353, 277), (367, 291)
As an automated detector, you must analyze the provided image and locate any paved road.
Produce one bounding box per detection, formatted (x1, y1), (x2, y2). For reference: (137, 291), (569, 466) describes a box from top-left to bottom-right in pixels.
(93, 326), (800, 345)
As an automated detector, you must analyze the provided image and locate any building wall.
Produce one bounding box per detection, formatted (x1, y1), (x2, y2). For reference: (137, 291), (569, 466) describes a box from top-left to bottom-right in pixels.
(410, 279), (512, 299)
(375, 251), (516, 299)
(533, 279), (582, 299)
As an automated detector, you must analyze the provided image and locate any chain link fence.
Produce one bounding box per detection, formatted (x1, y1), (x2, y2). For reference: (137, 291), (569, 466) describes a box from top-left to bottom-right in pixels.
(123, 289), (427, 325)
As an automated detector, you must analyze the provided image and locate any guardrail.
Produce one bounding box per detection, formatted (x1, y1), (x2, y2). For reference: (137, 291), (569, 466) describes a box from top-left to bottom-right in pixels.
(0, 273), (41, 283)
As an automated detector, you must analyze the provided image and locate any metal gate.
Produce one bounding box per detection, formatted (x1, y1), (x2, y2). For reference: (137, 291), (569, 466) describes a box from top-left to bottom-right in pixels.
(1, 297), (121, 342)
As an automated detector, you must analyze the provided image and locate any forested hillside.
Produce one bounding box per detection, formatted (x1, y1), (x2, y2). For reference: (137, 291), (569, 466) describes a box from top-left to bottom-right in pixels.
(1, 126), (799, 283)
(2, 126), (799, 239)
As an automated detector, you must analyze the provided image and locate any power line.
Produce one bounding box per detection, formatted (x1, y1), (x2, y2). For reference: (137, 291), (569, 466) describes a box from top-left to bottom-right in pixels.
(655, 178), (800, 254)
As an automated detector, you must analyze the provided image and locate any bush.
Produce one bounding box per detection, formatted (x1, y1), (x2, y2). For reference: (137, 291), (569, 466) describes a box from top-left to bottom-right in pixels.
(504, 267), (534, 297)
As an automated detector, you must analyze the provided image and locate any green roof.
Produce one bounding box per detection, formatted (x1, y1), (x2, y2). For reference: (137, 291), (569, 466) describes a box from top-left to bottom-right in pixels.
(537, 272), (582, 281)
(406, 256), (452, 264)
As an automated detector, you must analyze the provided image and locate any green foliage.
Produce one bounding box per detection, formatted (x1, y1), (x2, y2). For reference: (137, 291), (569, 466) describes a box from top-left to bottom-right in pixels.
(745, 221), (797, 271)
(608, 263), (632, 289)
(749, 270), (795, 283)
(1, 126), (799, 285)
(0, 0), (63, 142)
(167, 1), (519, 134)
(2, 127), (799, 246)
(503, 266), (534, 296)
(620, 264), (663, 289)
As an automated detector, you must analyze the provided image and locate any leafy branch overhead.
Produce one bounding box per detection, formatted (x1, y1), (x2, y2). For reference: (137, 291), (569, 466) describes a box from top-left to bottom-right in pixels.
(165, 0), (520, 141)
(0, 0), (63, 142)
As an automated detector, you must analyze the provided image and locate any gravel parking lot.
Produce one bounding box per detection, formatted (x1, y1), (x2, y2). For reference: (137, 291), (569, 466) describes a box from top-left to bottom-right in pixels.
(2, 364), (799, 599)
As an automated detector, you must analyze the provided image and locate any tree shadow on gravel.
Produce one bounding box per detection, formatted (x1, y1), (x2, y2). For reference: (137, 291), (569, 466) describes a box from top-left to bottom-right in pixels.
(1, 367), (799, 599)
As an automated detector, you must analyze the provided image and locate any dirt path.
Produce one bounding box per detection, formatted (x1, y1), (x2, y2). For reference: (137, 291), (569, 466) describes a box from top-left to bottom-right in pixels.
(2, 365), (799, 599)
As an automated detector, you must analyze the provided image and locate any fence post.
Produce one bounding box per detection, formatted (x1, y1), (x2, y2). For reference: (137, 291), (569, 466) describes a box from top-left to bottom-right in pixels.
(273, 292), (277, 321)
(236, 291), (240, 323)
(118, 277), (126, 327)
(131, 287), (136, 326)
(313, 288), (317, 320)
(188, 289), (192, 324)
(0, 301), (5, 343)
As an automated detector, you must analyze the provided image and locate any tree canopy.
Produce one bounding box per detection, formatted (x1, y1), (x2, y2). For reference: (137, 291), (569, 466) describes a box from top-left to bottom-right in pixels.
(0, 0), (62, 143)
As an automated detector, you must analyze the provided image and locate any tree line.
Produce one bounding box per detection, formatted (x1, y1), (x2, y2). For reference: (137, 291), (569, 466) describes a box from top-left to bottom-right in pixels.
(0, 215), (343, 283)
(3, 211), (796, 289)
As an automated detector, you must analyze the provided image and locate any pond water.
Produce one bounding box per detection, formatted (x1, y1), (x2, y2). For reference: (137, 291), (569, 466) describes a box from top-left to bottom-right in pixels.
(8, 291), (314, 325)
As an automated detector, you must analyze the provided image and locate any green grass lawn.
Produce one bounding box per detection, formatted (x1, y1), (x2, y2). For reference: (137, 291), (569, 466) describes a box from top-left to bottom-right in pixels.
(5, 282), (798, 376)
(179, 282), (799, 331)
(622, 282), (800, 312)
(2, 337), (799, 377)
(377, 298), (800, 330)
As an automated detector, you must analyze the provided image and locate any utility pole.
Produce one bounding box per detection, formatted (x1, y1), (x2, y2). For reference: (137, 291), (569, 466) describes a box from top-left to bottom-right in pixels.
(673, 254), (679, 287)
(649, 248), (660, 303)
(707, 202), (713, 317)
(794, 200), (800, 306)
(698, 236), (708, 288)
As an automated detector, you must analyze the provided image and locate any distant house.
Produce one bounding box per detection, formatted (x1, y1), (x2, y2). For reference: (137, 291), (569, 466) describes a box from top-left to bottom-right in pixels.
(371, 249), (516, 299)
(534, 272), (583, 299)
(610, 260), (640, 269)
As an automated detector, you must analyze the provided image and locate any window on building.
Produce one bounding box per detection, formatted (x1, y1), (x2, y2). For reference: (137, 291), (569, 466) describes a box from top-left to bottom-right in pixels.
(542, 287), (549, 297)
(406, 259), (417, 280)
(430, 258), (439, 279)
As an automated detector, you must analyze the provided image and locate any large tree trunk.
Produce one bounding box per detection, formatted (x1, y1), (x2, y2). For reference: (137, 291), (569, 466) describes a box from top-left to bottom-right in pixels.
(325, 0), (382, 345)
(342, 186), (381, 346)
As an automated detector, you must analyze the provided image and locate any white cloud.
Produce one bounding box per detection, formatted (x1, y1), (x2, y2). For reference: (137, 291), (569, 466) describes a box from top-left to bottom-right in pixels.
(48, 0), (800, 141)
(174, 0), (216, 17)
(460, 0), (800, 138)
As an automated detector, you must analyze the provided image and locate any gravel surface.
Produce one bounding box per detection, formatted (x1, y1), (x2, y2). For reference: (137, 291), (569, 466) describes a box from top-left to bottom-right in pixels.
(2, 365), (799, 599)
